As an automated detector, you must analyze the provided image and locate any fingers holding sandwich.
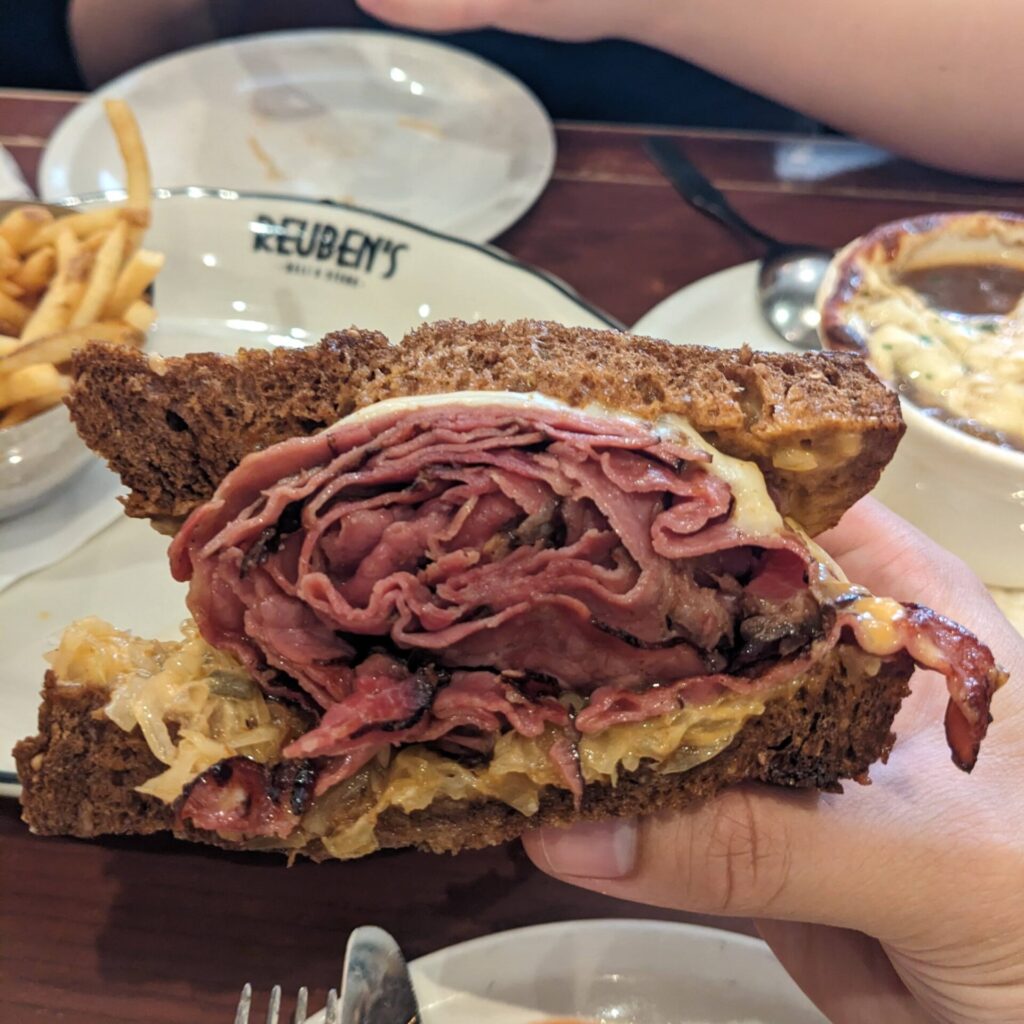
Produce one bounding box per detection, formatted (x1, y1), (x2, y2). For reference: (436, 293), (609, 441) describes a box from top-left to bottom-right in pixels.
(524, 503), (1022, 937)
(524, 502), (1024, 1023)
(523, 758), (1024, 1021)
(524, 783), (927, 939)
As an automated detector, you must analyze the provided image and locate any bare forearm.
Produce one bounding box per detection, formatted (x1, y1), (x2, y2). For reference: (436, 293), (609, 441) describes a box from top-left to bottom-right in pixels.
(628, 0), (1023, 180)
(363, 0), (1023, 178)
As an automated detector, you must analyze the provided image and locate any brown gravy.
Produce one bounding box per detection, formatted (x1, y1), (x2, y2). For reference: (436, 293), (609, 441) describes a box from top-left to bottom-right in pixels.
(898, 263), (1024, 316)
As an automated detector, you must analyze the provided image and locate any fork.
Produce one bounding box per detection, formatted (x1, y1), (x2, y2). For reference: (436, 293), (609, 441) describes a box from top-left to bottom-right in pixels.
(233, 982), (340, 1024)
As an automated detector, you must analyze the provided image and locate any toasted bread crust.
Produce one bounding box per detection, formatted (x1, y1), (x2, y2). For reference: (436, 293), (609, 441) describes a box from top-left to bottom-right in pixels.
(15, 645), (913, 859)
(66, 320), (903, 535)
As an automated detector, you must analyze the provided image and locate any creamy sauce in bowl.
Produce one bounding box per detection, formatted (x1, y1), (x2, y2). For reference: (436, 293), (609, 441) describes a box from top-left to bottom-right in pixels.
(819, 214), (1024, 453)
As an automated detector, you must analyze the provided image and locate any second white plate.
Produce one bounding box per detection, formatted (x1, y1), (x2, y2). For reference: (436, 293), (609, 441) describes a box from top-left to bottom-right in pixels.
(308, 919), (826, 1023)
(40, 29), (556, 242)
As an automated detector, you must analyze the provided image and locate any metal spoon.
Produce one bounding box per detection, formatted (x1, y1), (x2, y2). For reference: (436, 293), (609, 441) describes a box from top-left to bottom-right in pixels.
(644, 137), (833, 350)
(339, 926), (420, 1024)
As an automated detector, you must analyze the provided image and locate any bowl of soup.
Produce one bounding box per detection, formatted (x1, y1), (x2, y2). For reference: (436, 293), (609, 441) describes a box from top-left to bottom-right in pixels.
(818, 211), (1024, 587)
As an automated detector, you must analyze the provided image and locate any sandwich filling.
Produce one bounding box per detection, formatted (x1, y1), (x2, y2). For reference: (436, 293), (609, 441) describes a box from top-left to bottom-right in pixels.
(54, 393), (1005, 855)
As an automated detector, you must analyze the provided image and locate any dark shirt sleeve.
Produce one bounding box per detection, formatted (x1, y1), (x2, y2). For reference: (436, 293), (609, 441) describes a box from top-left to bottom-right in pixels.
(0, 0), (84, 89)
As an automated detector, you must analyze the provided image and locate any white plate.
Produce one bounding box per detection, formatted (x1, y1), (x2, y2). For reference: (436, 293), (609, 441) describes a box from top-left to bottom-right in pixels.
(0, 190), (615, 791)
(40, 29), (555, 242)
(633, 263), (786, 354)
(633, 263), (1024, 596)
(307, 920), (825, 1023)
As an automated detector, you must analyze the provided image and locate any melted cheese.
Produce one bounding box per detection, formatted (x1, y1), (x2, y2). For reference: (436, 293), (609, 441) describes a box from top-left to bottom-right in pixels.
(789, 527), (908, 656)
(338, 388), (575, 426)
(841, 256), (1024, 445)
(661, 414), (785, 538)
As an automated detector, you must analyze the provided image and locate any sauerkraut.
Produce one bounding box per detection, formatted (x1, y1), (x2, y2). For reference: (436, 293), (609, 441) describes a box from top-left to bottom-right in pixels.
(49, 618), (779, 853)
(48, 618), (289, 803)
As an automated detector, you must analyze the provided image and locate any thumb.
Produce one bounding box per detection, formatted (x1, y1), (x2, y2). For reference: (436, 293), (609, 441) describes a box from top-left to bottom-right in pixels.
(523, 784), (913, 938)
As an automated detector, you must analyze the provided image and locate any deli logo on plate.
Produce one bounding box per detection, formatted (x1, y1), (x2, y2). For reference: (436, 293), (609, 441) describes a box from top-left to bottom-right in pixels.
(250, 214), (408, 286)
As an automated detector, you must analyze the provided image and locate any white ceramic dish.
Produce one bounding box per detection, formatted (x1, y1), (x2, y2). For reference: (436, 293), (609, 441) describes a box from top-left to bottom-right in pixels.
(40, 30), (556, 243)
(0, 402), (93, 520)
(633, 263), (1024, 589)
(0, 189), (615, 791)
(307, 920), (825, 1024)
(66, 188), (618, 355)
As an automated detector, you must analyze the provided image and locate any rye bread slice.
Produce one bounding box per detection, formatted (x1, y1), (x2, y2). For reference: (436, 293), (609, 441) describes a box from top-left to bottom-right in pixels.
(14, 645), (913, 860)
(65, 319), (903, 536)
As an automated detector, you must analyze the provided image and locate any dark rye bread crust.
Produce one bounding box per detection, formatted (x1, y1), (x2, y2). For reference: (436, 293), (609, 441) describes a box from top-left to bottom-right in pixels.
(66, 319), (903, 536)
(14, 646), (914, 859)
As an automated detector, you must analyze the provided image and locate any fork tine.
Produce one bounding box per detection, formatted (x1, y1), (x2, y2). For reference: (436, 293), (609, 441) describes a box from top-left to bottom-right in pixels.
(292, 986), (309, 1024)
(324, 988), (340, 1024)
(265, 984), (282, 1024)
(234, 983), (253, 1024)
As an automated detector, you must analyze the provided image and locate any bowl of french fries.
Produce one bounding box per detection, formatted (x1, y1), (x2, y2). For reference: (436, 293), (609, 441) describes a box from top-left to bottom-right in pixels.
(0, 100), (162, 519)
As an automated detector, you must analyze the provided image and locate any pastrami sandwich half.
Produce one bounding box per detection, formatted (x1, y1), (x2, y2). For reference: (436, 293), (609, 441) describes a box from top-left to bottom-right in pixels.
(14, 320), (1006, 860)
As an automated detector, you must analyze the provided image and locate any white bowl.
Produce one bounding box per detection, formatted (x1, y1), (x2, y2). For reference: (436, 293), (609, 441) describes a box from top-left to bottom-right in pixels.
(871, 404), (1024, 587)
(0, 402), (94, 520)
(818, 211), (1024, 588)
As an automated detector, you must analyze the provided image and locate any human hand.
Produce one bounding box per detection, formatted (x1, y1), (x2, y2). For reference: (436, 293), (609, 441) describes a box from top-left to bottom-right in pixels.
(523, 498), (1024, 1024)
(354, 0), (655, 41)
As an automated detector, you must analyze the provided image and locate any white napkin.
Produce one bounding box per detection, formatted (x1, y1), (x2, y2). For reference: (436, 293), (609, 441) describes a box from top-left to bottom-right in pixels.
(0, 460), (126, 593)
(0, 143), (34, 200)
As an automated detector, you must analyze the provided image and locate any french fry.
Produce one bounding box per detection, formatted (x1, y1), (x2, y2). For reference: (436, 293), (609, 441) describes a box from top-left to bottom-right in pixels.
(24, 207), (121, 252)
(0, 236), (19, 276)
(19, 230), (92, 343)
(82, 230), (110, 253)
(122, 299), (156, 333)
(71, 220), (127, 327)
(10, 246), (56, 295)
(0, 322), (144, 375)
(0, 363), (68, 408)
(103, 249), (163, 317)
(0, 100), (162, 432)
(0, 205), (54, 253)
(104, 99), (151, 248)
(0, 288), (30, 335)
(0, 393), (64, 428)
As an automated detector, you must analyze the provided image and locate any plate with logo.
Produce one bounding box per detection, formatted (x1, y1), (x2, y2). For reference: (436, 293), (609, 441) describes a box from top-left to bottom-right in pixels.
(40, 29), (556, 243)
(0, 188), (616, 791)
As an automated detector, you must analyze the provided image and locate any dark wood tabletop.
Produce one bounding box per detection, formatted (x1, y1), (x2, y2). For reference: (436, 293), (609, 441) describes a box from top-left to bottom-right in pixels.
(1, 87), (1020, 1024)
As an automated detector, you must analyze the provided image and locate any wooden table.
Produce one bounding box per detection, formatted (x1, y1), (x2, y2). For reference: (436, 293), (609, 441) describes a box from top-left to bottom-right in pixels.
(1, 88), (1020, 1024)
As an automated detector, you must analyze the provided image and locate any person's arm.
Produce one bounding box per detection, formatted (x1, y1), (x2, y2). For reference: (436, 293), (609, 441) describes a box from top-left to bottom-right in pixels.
(358, 0), (1024, 180)
(520, 499), (1024, 1024)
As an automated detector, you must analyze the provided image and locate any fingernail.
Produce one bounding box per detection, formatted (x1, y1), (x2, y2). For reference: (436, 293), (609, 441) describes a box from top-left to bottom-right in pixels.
(537, 818), (638, 879)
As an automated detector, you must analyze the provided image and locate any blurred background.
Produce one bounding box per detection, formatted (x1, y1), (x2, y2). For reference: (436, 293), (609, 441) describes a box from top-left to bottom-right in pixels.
(3, 0), (825, 132)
